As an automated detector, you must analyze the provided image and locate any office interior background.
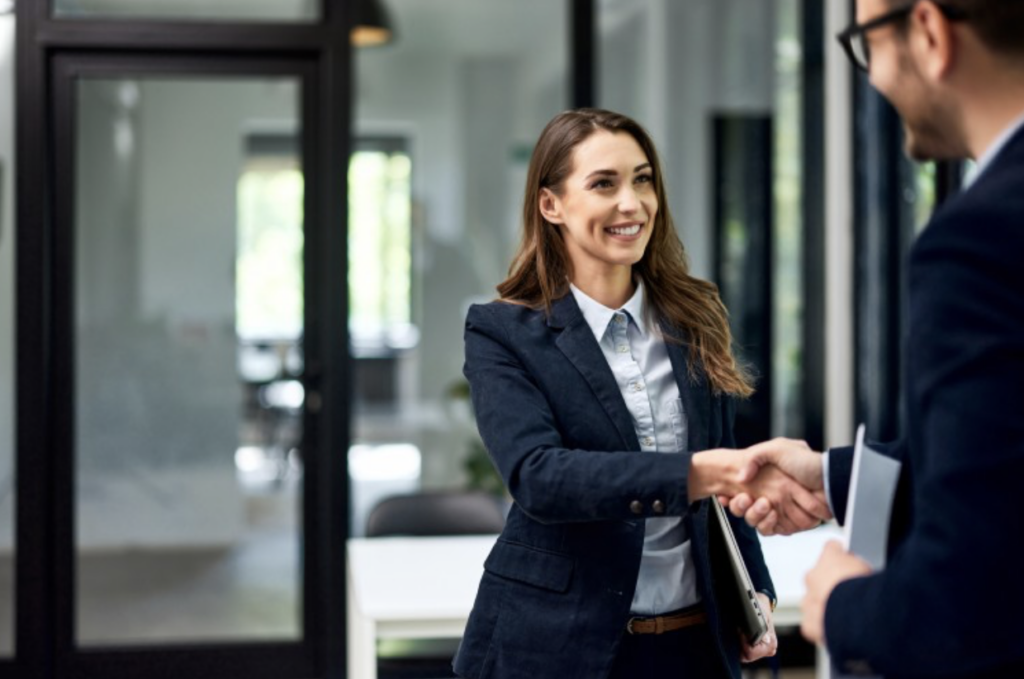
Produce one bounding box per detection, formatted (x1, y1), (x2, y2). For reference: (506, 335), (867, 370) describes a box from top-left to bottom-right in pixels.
(0, 0), (966, 677)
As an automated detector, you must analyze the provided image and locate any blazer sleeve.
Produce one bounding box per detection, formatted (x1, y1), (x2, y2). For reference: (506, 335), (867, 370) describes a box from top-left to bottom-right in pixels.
(464, 303), (697, 524)
(823, 207), (1024, 677)
(719, 395), (775, 603)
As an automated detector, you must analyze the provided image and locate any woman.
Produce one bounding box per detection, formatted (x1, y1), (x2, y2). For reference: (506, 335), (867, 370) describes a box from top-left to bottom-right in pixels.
(454, 109), (792, 679)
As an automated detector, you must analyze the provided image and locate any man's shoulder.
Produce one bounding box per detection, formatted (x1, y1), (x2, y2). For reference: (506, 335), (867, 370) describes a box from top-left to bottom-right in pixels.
(917, 154), (1024, 260)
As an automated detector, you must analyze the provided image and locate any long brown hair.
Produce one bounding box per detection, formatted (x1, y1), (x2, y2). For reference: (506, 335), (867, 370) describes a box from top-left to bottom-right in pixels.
(497, 108), (753, 397)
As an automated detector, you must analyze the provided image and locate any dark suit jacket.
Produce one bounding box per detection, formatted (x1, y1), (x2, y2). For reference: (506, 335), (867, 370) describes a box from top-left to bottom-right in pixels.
(452, 294), (774, 679)
(824, 125), (1024, 678)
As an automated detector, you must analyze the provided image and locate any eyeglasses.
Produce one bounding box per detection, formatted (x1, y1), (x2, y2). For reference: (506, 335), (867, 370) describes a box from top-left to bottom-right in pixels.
(836, 1), (969, 72)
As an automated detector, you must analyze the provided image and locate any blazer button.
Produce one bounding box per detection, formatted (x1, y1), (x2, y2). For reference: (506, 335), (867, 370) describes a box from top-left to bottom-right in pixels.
(629, 500), (644, 515)
(652, 500), (666, 515)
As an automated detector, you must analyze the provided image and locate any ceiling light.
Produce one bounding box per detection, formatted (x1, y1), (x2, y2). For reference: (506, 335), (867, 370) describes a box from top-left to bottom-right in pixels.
(351, 0), (394, 48)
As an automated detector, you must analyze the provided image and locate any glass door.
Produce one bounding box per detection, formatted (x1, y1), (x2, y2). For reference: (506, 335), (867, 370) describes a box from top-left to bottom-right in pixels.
(72, 74), (305, 645)
(41, 54), (336, 679)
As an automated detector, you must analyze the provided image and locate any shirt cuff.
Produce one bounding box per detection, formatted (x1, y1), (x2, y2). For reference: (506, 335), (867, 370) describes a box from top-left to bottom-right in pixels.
(822, 449), (836, 518)
(757, 589), (777, 612)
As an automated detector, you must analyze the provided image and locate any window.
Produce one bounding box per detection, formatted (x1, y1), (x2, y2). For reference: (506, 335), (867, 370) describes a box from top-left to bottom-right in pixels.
(348, 138), (415, 353)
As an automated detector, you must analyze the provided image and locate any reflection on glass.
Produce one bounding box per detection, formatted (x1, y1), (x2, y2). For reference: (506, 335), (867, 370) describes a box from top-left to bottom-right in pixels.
(75, 77), (303, 645)
(54, 0), (319, 23)
(0, 10), (15, 658)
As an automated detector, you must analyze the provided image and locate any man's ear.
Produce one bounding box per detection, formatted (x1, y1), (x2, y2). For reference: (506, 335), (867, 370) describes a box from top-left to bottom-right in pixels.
(912, 0), (956, 80)
(539, 188), (564, 225)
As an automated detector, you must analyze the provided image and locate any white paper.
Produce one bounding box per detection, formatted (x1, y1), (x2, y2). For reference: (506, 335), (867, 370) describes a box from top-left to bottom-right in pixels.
(842, 424), (902, 570)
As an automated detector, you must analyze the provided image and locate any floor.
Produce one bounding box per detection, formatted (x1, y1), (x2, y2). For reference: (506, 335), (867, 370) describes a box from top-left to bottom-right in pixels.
(0, 478), (301, 653)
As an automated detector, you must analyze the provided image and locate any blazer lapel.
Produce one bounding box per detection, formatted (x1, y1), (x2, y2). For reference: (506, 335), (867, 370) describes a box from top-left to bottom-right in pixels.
(665, 338), (710, 454)
(549, 296), (640, 452)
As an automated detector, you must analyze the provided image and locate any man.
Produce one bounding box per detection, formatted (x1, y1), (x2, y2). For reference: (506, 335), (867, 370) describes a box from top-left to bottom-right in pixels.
(727, 0), (1024, 676)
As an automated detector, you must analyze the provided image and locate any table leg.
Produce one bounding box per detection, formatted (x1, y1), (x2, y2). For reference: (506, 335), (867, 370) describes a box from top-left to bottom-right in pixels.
(817, 644), (831, 679)
(347, 563), (378, 679)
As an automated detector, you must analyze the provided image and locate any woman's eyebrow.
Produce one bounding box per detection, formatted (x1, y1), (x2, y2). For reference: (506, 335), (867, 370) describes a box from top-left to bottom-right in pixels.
(584, 163), (651, 180)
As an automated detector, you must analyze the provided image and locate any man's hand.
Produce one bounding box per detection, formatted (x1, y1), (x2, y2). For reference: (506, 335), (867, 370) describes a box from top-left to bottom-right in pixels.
(722, 438), (831, 536)
(740, 592), (778, 663)
(689, 446), (830, 534)
(801, 540), (872, 645)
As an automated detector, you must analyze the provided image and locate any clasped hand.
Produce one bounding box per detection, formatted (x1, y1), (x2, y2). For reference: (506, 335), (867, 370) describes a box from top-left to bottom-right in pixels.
(693, 437), (833, 535)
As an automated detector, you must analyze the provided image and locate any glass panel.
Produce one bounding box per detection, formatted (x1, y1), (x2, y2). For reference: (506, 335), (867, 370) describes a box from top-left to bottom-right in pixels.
(772, 0), (805, 437)
(912, 162), (936, 233)
(0, 8), (15, 659)
(75, 76), (303, 645)
(350, 0), (568, 526)
(349, 0), (567, 664)
(600, 0), (808, 440)
(54, 0), (318, 23)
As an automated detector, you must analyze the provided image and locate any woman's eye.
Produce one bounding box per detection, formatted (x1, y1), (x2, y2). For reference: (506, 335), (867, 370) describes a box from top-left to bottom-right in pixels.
(635, 174), (653, 185)
(591, 179), (614, 189)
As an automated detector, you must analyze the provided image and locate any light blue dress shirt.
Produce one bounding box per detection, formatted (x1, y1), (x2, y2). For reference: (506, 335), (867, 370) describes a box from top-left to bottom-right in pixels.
(570, 281), (700, 615)
(963, 110), (1024, 188)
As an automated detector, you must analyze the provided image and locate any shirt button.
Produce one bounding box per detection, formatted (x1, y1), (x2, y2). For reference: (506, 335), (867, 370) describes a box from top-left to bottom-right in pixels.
(614, 315), (626, 325)
(642, 436), (654, 447)
(652, 500), (666, 515)
(629, 500), (644, 515)
(633, 382), (645, 392)
(617, 345), (629, 354)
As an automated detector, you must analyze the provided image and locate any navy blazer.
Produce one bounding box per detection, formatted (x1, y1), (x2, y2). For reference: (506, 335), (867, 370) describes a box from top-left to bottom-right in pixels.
(453, 294), (774, 679)
(824, 125), (1024, 678)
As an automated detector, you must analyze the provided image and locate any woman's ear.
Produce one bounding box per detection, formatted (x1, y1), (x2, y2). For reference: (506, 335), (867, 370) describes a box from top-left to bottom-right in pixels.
(539, 188), (564, 225)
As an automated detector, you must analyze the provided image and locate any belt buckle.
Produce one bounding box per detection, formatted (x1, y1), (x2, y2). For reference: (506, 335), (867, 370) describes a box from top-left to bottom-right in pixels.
(626, 617), (638, 635)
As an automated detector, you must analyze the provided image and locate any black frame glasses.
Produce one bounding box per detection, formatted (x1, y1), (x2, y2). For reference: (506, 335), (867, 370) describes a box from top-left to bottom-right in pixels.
(836, 1), (969, 72)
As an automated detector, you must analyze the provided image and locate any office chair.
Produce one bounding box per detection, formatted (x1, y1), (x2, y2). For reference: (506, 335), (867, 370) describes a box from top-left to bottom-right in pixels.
(365, 490), (506, 538)
(366, 490), (505, 678)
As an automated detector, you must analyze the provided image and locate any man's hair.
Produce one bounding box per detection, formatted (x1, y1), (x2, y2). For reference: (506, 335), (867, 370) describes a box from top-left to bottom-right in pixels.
(891, 0), (1024, 57)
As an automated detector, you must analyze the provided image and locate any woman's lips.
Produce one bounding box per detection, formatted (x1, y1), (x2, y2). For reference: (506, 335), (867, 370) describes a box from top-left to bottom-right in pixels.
(605, 223), (643, 239)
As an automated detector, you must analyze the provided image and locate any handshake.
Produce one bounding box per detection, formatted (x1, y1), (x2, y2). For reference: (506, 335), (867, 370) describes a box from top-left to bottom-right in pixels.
(689, 437), (833, 535)
(690, 438), (875, 647)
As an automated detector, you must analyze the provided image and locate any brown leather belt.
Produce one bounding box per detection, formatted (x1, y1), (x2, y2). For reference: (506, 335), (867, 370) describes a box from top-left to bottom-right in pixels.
(626, 607), (707, 635)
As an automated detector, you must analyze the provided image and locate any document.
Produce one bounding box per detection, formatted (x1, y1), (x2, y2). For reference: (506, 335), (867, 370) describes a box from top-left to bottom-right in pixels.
(843, 424), (902, 570)
(830, 424), (902, 679)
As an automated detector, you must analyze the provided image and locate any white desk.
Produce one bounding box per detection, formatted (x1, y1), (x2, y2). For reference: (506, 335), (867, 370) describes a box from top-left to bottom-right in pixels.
(347, 525), (842, 679)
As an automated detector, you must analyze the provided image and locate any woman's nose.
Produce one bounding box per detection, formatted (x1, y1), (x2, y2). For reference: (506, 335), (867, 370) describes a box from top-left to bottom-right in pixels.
(618, 187), (640, 213)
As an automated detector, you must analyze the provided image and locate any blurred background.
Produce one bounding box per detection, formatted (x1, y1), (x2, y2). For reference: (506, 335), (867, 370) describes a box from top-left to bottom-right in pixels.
(0, 0), (966, 677)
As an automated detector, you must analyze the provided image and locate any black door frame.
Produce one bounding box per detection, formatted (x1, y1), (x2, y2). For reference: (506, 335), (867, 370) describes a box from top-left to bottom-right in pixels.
(10, 2), (596, 679)
(14, 3), (352, 679)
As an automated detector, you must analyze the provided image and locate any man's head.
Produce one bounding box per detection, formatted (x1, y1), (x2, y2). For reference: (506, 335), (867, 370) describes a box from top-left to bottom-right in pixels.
(848, 0), (1024, 161)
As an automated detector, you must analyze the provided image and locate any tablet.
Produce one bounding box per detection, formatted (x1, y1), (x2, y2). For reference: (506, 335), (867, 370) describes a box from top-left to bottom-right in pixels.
(709, 496), (769, 645)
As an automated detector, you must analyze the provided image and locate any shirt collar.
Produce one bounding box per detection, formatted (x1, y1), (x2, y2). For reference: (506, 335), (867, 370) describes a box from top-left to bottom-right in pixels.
(569, 280), (649, 341)
(966, 109), (1024, 186)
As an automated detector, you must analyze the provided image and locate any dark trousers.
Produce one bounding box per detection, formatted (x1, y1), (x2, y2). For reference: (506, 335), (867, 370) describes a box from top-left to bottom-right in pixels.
(608, 622), (730, 679)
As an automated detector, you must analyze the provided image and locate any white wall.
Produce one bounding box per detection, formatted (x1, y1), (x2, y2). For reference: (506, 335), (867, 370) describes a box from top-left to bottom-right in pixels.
(0, 15), (15, 552)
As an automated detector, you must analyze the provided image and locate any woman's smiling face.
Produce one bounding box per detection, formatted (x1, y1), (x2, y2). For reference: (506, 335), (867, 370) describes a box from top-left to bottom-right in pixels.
(540, 129), (658, 282)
